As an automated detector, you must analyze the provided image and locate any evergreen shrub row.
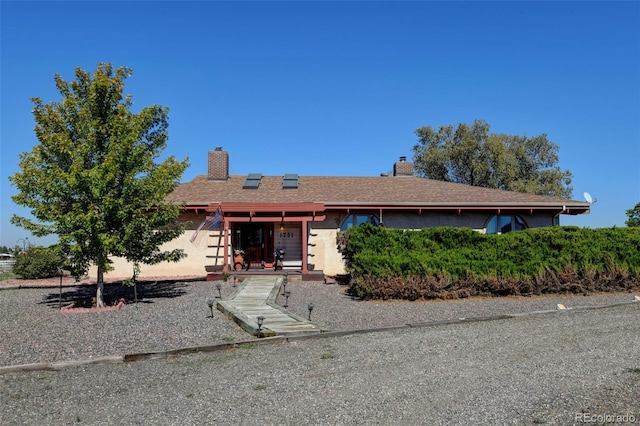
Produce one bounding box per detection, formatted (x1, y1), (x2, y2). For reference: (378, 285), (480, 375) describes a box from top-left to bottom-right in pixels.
(337, 224), (640, 300)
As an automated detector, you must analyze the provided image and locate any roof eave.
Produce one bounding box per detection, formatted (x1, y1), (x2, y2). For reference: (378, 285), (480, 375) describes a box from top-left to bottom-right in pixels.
(174, 201), (590, 215)
(324, 202), (590, 215)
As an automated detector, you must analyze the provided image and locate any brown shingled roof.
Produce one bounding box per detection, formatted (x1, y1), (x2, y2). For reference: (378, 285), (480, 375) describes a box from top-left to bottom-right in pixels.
(167, 174), (590, 213)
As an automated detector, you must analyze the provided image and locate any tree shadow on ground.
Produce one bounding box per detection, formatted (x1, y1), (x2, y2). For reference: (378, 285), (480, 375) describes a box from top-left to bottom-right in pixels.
(39, 280), (190, 308)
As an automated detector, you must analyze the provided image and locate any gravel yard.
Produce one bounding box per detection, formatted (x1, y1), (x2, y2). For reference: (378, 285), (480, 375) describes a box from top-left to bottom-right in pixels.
(1, 279), (639, 425)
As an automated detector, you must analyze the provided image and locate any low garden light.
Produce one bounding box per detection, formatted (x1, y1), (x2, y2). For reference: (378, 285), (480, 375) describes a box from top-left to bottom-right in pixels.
(233, 275), (237, 287)
(284, 290), (291, 308)
(216, 283), (222, 298)
(307, 302), (315, 321)
(282, 273), (288, 295)
(256, 315), (265, 332)
(207, 299), (215, 318)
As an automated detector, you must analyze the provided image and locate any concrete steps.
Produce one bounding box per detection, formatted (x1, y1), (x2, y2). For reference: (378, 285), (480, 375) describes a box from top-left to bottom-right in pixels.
(217, 276), (326, 337)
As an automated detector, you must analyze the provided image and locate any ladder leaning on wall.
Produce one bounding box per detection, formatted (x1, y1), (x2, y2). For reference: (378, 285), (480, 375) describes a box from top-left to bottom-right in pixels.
(205, 229), (225, 272)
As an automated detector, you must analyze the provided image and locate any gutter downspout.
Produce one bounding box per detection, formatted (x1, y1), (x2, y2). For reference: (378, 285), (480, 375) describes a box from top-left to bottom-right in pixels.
(553, 205), (567, 226)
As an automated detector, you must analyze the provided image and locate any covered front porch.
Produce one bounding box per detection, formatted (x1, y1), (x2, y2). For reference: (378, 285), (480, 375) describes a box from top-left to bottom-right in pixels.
(199, 202), (326, 281)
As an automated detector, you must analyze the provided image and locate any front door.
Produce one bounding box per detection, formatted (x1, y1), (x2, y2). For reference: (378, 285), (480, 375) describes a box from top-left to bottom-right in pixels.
(232, 223), (274, 269)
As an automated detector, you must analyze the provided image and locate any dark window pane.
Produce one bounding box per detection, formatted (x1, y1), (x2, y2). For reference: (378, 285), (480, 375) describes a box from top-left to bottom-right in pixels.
(341, 214), (380, 231)
(340, 218), (353, 231)
(356, 215), (369, 226)
(500, 215), (513, 234)
(486, 215), (498, 234)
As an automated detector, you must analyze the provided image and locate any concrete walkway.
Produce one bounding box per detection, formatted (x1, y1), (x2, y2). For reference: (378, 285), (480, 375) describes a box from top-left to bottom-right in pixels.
(216, 276), (326, 337)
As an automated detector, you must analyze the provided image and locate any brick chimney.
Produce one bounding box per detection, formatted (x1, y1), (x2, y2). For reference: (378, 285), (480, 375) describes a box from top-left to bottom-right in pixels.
(393, 156), (414, 177)
(208, 147), (229, 180)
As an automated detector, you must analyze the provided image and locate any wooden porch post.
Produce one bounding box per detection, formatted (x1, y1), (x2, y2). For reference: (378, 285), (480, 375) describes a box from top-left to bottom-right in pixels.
(222, 219), (230, 273)
(301, 217), (309, 274)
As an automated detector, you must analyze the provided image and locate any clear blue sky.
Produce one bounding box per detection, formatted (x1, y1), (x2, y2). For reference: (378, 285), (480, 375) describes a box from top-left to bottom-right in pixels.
(1, 1), (639, 248)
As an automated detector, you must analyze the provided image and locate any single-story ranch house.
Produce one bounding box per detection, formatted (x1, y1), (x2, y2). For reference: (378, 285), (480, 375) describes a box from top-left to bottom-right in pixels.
(102, 148), (591, 280)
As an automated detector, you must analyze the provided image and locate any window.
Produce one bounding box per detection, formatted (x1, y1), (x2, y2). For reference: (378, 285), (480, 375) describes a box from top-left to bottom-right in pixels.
(485, 215), (527, 234)
(340, 214), (380, 231)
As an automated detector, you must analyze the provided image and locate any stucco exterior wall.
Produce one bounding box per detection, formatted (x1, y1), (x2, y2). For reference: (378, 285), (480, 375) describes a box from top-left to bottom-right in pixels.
(89, 212), (215, 280)
(90, 210), (560, 280)
(307, 215), (342, 275)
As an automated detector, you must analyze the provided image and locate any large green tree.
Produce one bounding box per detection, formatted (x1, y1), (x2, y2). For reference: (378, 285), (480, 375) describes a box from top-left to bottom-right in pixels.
(626, 202), (640, 227)
(10, 63), (189, 306)
(412, 119), (573, 198)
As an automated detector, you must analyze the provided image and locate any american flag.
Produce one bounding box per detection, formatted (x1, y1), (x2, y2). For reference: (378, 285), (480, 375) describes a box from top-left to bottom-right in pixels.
(190, 207), (223, 243)
(210, 207), (223, 230)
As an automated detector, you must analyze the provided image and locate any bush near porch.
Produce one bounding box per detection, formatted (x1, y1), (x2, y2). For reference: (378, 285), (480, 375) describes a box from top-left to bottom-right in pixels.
(337, 224), (640, 300)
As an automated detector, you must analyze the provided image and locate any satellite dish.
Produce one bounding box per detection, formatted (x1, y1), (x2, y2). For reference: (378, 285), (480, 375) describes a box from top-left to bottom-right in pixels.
(583, 192), (597, 204)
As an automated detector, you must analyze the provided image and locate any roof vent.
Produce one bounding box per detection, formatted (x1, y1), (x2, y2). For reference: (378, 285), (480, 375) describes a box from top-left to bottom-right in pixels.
(243, 173), (263, 189)
(283, 173), (299, 189)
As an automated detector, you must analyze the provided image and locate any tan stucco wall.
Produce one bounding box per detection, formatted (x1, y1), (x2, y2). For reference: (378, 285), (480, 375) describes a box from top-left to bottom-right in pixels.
(308, 213), (346, 276)
(89, 210), (559, 280)
(308, 227), (344, 276)
(89, 212), (219, 280)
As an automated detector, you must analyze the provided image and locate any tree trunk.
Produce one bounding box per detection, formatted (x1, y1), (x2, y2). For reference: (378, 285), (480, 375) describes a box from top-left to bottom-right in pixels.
(96, 265), (105, 307)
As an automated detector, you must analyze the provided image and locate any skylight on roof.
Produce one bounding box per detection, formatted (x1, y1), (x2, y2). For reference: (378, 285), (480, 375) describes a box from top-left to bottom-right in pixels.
(283, 173), (299, 189)
(243, 173), (263, 189)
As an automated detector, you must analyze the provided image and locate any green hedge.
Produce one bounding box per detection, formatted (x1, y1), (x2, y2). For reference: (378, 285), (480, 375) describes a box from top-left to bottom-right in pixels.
(337, 224), (640, 300)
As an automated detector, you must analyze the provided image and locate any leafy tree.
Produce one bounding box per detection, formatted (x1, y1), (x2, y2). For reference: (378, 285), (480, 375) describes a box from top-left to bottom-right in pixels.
(9, 63), (189, 306)
(412, 119), (573, 198)
(626, 202), (640, 227)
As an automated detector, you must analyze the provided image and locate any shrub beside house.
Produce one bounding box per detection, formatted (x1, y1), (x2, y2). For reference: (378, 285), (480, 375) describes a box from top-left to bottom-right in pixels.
(97, 148), (591, 280)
